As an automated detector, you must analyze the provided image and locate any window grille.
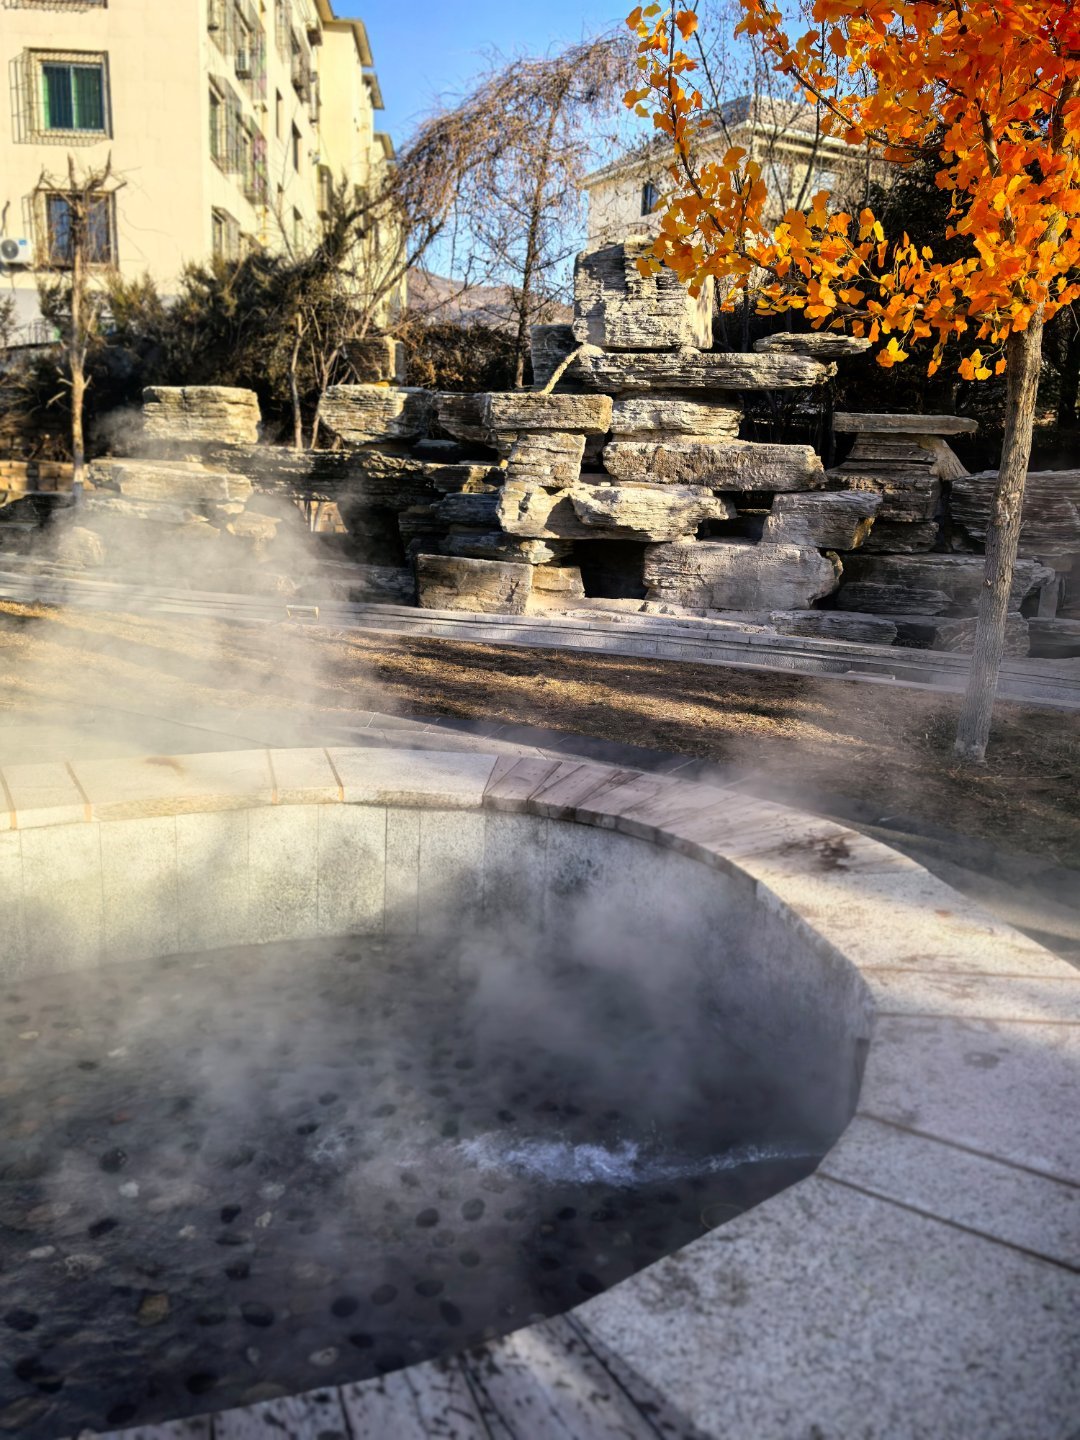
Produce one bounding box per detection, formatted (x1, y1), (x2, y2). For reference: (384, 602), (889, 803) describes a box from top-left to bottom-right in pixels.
(3, 1), (106, 10)
(37, 190), (115, 267)
(209, 84), (225, 167)
(275, 0), (291, 61)
(207, 0), (227, 47)
(251, 134), (269, 207)
(23, 51), (110, 140)
(212, 207), (241, 263)
(251, 29), (268, 102)
(290, 30), (311, 101)
(641, 180), (659, 216)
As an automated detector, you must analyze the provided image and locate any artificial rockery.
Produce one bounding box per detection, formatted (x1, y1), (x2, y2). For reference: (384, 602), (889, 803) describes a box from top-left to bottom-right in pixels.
(3, 238), (1077, 657)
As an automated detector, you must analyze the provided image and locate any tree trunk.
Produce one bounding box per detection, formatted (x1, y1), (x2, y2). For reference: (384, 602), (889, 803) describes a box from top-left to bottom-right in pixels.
(70, 224), (86, 500)
(953, 315), (1044, 763)
(289, 319), (304, 451)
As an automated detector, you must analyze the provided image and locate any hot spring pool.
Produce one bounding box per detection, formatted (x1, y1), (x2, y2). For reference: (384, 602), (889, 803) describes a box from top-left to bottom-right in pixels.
(1, 930), (824, 1435)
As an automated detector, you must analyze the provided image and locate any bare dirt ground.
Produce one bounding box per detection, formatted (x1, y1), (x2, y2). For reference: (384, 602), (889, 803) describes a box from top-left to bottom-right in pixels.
(2, 600), (1077, 870)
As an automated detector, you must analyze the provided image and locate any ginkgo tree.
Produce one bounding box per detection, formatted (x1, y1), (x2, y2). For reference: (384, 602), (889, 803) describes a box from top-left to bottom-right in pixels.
(623, 0), (1080, 762)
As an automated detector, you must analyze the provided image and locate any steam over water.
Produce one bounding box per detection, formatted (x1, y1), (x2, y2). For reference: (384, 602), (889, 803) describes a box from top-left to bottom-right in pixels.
(0, 934), (822, 1435)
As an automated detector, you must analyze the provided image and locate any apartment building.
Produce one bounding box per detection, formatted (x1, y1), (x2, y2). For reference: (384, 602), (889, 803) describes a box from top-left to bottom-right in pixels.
(0, 0), (395, 343)
(584, 96), (879, 246)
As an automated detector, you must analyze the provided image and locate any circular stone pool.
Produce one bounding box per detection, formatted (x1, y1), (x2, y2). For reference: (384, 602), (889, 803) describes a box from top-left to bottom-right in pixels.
(0, 746), (1074, 1440)
(0, 927), (833, 1433)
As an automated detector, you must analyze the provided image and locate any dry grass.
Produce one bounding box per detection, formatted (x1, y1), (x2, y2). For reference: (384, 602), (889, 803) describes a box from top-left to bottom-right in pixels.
(1, 600), (1077, 867)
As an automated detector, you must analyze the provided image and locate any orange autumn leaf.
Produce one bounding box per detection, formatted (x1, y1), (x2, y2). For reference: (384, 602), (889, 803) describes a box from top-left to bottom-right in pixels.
(621, 0), (1080, 380)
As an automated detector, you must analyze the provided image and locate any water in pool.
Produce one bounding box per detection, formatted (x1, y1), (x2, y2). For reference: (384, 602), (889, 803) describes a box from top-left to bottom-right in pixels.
(0, 933), (822, 1435)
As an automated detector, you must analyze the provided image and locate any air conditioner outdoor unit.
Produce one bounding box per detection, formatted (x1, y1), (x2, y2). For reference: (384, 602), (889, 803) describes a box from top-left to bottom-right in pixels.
(0, 238), (33, 267)
(235, 50), (253, 78)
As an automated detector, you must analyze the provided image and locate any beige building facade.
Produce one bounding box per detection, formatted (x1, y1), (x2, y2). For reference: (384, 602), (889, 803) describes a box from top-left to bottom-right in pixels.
(0, 0), (394, 343)
(584, 97), (877, 247)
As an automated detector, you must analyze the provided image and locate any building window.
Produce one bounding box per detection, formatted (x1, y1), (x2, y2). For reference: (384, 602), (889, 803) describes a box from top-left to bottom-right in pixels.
(291, 123), (301, 173)
(41, 191), (115, 267)
(212, 207), (240, 263)
(209, 85), (224, 166)
(275, 0), (291, 61)
(641, 180), (659, 216)
(35, 56), (109, 135)
(292, 207), (302, 249)
(275, 89), (283, 140)
(317, 165), (332, 218)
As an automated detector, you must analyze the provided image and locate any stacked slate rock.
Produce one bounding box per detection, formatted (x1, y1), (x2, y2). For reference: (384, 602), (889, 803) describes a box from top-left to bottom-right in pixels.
(67, 390), (322, 593)
(141, 386), (261, 450)
(61, 386), (394, 600)
(410, 237), (882, 619)
(825, 412), (1062, 655)
(951, 467), (1080, 656)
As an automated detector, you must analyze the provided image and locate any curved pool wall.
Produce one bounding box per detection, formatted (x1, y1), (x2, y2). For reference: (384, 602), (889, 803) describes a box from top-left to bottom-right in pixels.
(0, 746), (1077, 1440)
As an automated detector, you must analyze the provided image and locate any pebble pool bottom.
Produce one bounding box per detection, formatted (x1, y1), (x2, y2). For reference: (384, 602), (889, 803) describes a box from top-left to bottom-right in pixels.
(0, 934), (820, 1436)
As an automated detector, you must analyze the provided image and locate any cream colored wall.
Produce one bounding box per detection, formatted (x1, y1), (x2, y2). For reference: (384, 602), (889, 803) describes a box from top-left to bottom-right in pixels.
(0, 0), (205, 329)
(584, 131), (871, 246)
(0, 0), (392, 337)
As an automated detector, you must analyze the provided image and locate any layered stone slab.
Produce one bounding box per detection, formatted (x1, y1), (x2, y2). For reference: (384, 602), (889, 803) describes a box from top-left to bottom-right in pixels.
(316, 385), (435, 445)
(572, 483), (734, 537)
(530, 564), (586, 602)
(504, 433), (586, 487)
(836, 554), (1049, 615)
(834, 411), (979, 436)
(90, 458), (254, 505)
(200, 445), (500, 506)
(484, 392), (612, 436)
(0, 459), (72, 501)
(142, 386), (261, 447)
(1029, 616), (1080, 658)
(769, 610), (898, 645)
(529, 322), (578, 389)
(762, 490), (881, 548)
(572, 238), (713, 351)
(416, 554), (533, 614)
(828, 433), (943, 545)
(755, 331), (871, 360)
(609, 394), (743, 441)
(952, 470), (1080, 555)
(603, 439), (823, 490)
(442, 530), (570, 565)
(858, 518), (940, 553)
(893, 612), (1031, 656)
(436, 392), (494, 447)
(498, 479), (733, 542)
(333, 454), (490, 509)
(436, 491), (501, 528)
(325, 563), (416, 605)
(644, 540), (842, 610)
(570, 347), (829, 393)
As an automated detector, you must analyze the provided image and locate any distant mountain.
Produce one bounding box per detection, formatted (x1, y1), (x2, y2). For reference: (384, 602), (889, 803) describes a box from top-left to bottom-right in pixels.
(406, 270), (572, 331)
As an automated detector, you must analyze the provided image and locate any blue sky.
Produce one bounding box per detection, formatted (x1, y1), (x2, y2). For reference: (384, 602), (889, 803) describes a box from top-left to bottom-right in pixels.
(336, 0), (630, 143)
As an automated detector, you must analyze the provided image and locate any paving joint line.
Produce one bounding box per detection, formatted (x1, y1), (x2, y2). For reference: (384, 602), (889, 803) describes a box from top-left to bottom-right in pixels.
(816, 1172), (1080, 1273)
